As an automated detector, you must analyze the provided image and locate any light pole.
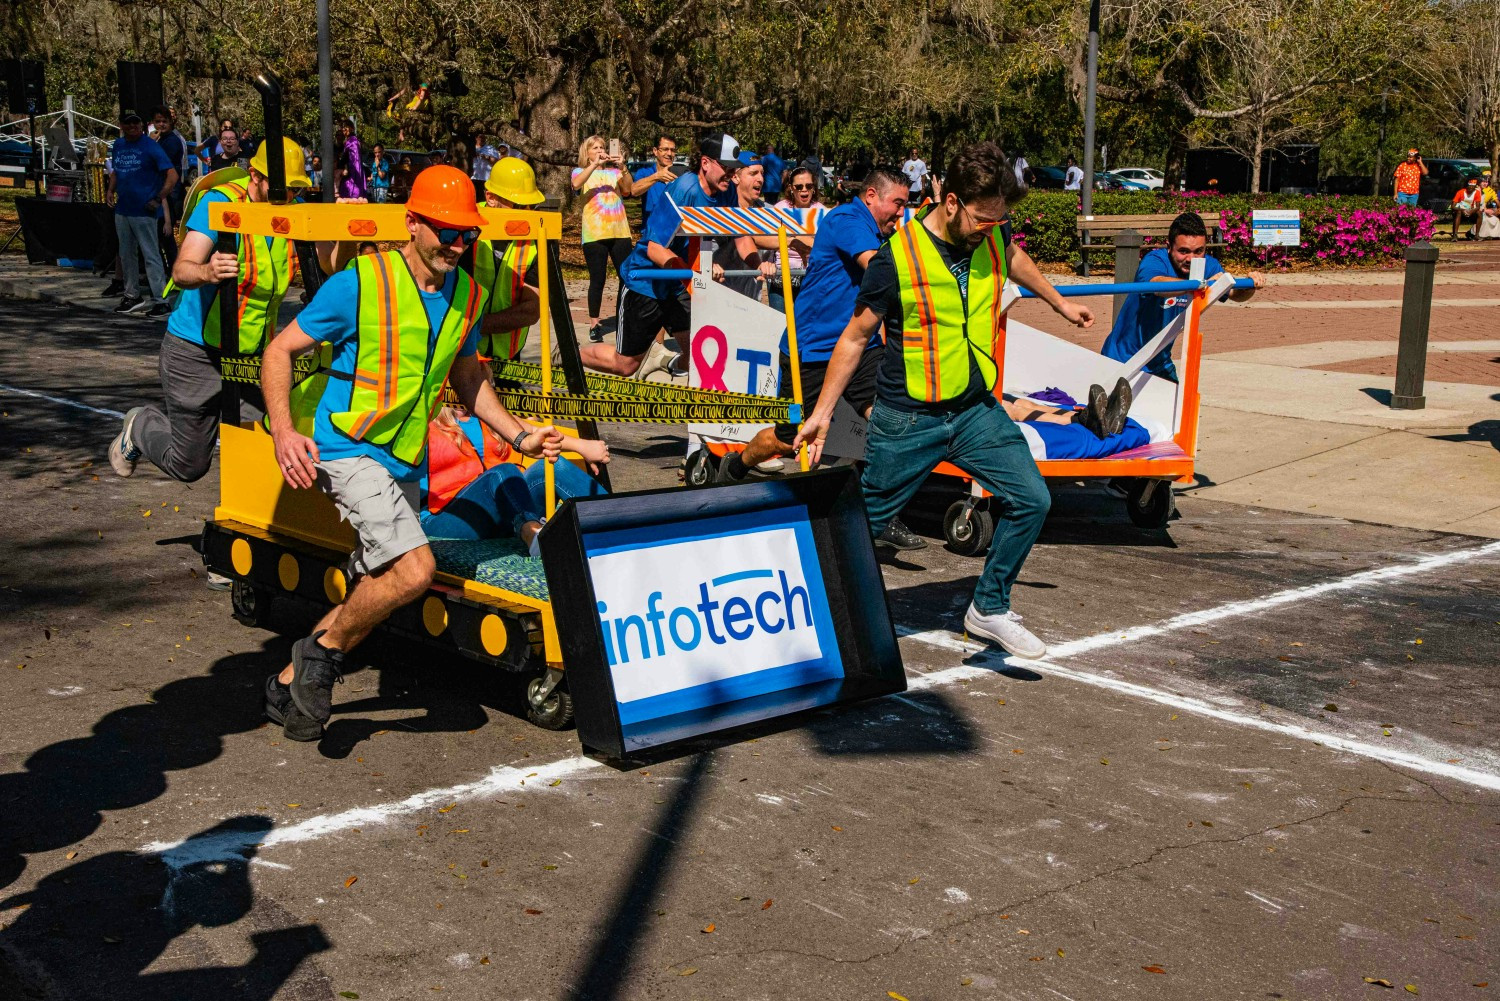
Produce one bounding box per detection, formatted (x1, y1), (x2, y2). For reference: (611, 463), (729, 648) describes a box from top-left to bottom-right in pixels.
(317, 0), (334, 202)
(1079, 0), (1101, 273)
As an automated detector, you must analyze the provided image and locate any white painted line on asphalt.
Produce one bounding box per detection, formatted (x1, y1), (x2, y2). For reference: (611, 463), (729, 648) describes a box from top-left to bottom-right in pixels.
(1239, 298), (1500, 309)
(0, 383), (125, 418)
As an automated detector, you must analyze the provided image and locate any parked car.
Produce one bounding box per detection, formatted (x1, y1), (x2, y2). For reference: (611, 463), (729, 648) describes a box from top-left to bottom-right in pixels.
(1101, 171), (1151, 191)
(1028, 165), (1067, 189)
(1112, 167), (1165, 190)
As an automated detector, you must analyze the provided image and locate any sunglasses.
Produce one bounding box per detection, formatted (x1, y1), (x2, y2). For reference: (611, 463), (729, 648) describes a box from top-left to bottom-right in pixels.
(792, 183), (816, 191)
(416, 214), (480, 245)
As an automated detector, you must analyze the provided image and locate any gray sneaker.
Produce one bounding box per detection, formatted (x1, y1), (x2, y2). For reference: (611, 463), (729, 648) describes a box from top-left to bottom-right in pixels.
(289, 630), (345, 724)
(963, 603), (1047, 659)
(108, 406), (145, 477)
(264, 674), (324, 742)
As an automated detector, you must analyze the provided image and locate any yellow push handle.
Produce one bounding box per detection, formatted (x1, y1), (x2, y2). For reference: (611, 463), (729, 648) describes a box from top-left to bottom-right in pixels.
(207, 202), (562, 243)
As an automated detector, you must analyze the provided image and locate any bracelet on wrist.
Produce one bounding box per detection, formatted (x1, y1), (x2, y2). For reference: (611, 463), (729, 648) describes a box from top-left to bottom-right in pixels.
(511, 429), (531, 451)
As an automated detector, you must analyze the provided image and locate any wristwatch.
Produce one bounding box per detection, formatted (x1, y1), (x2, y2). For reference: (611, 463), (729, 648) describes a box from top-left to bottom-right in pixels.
(511, 429), (531, 451)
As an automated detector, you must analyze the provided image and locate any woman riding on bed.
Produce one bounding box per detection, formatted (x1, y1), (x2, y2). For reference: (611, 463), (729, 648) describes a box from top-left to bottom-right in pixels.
(421, 407), (610, 554)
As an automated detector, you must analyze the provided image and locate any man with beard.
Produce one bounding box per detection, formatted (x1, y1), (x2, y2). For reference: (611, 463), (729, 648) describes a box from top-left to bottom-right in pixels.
(258, 166), (568, 741)
(795, 142), (1094, 660)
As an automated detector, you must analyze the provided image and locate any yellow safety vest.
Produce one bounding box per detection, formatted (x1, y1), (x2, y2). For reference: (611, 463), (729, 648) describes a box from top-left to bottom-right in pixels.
(297, 250), (483, 466)
(472, 238), (538, 360)
(197, 180), (297, 354)
(889, 209), (1007, 403)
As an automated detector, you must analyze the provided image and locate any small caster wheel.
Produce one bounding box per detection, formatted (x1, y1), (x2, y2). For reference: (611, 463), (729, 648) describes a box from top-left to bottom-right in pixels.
(685, 448), (718, 488)
(526, 674), (575, 730)
(1124, 479), (1175, 529)
(943, 499), (995, 556)
(230, 580), (269, 627)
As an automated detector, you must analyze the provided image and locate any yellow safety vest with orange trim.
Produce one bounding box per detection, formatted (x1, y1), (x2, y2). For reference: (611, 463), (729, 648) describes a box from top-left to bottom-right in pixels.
(472, 238), (538, 360)
(301, 250), (484, 466)
(888, 209), (1007, 403)
(197, 180), (298, 354)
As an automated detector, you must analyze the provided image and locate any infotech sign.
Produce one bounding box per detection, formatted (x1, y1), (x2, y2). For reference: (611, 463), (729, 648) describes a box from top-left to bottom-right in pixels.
(587, 509), (843, 728)
(538, 471), (906, 758)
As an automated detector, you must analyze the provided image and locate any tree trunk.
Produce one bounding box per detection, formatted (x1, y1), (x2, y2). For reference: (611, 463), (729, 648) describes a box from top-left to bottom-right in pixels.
(1250, 120), (1264, 193)
(1164, 121), (1189, 189)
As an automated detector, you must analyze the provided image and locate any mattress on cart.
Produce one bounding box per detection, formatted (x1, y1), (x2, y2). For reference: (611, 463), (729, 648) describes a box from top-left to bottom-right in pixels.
(429, 538), (550, 601)
(1015, 412), (1184, 461)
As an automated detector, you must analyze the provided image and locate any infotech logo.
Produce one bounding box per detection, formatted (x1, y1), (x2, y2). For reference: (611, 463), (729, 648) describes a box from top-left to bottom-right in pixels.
(597, 569), (813, 666)
(584, 520), (844, 716)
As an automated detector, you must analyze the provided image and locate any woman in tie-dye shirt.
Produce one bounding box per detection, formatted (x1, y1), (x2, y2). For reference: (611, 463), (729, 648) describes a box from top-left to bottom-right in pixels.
(571, 136), (635, 338)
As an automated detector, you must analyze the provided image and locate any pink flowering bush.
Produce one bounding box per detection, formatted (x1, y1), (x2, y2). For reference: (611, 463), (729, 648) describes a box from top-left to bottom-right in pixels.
(1011, 191), (1436, 267)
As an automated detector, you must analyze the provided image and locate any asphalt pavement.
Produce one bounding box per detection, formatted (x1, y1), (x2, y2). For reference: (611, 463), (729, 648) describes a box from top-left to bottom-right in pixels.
(1, 296), (1497, 1000)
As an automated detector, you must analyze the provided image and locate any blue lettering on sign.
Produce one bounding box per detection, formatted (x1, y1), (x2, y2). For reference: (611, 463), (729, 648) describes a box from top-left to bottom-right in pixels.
(597, 570), (813, 666)
(736, 348), (771, 394)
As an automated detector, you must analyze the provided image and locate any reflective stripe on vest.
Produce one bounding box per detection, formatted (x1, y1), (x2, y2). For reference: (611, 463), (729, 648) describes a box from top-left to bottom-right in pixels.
(199, 181), (296, 354)
(889, 212), (1007, 403)
(323, 251), (484, 465)
(472, 238), (537, 360)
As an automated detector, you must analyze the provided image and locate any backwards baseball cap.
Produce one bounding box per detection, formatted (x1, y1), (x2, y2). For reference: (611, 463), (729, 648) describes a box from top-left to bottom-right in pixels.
(700, 132), (743, 171)
(1407, 148), (1419, 155)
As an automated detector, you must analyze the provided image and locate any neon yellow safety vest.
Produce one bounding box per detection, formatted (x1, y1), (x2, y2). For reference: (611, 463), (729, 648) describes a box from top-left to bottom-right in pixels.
(471, 238), (538, 360)
(198, 180), (297, 354)
(888, 209), (1007, 403)
(301, 250), (484, 466)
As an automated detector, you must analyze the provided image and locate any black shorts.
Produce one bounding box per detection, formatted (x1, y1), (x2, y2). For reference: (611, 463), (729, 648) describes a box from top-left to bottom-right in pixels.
(772, 346), (881, 445)
(616, 286), (690, 358)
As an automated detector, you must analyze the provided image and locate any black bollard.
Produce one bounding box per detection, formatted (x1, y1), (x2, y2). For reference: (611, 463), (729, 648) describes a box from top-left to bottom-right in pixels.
(1391, 241), (1438, 410)
(1114, 229), (1143, 322)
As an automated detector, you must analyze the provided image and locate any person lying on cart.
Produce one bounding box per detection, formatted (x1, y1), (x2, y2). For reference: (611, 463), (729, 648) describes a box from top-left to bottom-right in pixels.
(796, 142), (1094, 660)
(420, 406), (609, 553)
(713, 167), (932, 552)
(1100, 211), (1265, 382)
(257, 165), (590, 743)
(474, 157), (545, 364)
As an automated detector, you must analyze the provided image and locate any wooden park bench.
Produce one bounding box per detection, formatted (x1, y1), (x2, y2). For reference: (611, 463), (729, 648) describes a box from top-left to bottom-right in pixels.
(1075, 212), (1225, 281)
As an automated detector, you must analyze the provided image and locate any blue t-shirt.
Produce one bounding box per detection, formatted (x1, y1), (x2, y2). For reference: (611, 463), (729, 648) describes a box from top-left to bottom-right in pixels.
(780, 197), (883, 361)
(619, 171), (735, 300)
(167, 189), (292, 346)
(156, 131), (187, 194)
(761, 152), (786, 195)
(632, 165), (671, 235)
(297, 267), (482, 481)
(370, 156), (392, 190)
(1101, 248), (1226, 382)
(111, 134), (174, 217)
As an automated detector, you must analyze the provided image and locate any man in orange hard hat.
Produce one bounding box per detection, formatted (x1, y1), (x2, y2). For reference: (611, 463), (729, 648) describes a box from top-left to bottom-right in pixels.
(258, 165), (606, 741)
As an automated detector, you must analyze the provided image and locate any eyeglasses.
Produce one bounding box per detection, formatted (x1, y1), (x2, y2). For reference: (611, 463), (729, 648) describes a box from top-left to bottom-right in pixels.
(953, 194), (1006, 231)
(415, 214), (480, 246)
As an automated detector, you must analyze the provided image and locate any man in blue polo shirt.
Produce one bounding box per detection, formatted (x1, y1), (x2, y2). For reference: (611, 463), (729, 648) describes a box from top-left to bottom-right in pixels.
(711, 167), (926, 549)
(629, 133), (678, 236)
(760, 142), (786, 200)
(582, 132), (743, 378)
(1102, 212), (1264, 380)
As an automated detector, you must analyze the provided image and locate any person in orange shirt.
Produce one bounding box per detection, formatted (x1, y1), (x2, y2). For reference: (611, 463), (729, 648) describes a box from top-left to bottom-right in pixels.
(1393, 149), (1426, 206)
(1452, 178), (1485, 239)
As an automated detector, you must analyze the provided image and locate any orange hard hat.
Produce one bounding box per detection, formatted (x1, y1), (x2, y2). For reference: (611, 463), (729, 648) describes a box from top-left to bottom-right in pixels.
(406, 165), (487, 228)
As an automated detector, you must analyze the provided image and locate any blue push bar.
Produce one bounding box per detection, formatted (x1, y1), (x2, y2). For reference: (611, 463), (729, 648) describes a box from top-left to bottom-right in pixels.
(631, 272), (1255, 295)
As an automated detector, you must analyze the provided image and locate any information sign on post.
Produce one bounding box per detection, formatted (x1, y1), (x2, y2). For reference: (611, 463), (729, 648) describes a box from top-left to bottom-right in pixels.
(1252, 209), (1301, 246)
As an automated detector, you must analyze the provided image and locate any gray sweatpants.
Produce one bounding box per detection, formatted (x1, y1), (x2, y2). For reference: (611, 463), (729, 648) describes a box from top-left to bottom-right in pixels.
(134, 333), (263, 483)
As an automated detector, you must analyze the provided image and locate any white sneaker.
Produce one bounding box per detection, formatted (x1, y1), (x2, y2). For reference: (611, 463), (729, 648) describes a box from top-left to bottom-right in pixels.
(633, 340), (676, 381)
(205, 571), (233, 591)
(754, 457), (785, 472)
(108, 406), (145, 477)
(963, 603), (1047, 659)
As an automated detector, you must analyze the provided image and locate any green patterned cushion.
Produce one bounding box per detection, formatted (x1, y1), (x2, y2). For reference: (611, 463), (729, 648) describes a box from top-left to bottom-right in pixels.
(429, 538), (550, 601)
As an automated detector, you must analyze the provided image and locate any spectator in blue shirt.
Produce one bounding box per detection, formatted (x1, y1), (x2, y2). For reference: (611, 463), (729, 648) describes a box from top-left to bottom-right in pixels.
(149, 106), (188, 265)
(107, 113), (177, 316)
(760, 142), (786, 199)
(581, 132), (743, 378)
(628, 133), (679, 241)
(1101, 212), (1265, 381)
(370, 143), (393, 202)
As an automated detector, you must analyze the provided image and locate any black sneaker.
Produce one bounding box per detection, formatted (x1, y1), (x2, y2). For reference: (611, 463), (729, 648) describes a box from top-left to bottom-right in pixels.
(264, 674), (324, 742)
(713, 452), (748, 485)
(114, 296), (144, 314)
(147, 300), (171, 319)
(100, 279), (124, 297)
(587, 316), (617, 343)
(1075, 383), (1109, 439)
(875, 517), (927, 551)
(1103, 376), (1133, 437)
(289, 630), (345, 724)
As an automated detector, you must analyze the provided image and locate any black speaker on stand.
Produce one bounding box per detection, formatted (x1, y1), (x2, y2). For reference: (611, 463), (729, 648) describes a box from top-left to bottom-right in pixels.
(116, 61), (163, 118)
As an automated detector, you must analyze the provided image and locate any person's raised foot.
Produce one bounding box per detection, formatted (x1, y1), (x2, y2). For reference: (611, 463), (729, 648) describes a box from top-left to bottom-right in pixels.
(264, 673), (324, 742)
(289, 630), (345, 724)
(875, 517), (927, 551)
(114, 295), (144, 314)
(1103, 376), (1133, 437)
(633, 340), (675, 381)
(108, 406), (146, 477)
(963, 603), (1047, 659)
(713, 452), (748, 485)
(1075, 383), (1109, 439)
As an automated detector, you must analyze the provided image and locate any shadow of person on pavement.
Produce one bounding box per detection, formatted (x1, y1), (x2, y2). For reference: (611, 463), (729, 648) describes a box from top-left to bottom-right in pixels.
(0, 816), (331, 1000)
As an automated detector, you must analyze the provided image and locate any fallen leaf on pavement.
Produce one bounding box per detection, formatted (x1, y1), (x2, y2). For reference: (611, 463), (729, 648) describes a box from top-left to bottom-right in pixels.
(542, 864), (557, 871)
(286, 803), (300, 809)
(762, 899), (773, 910)
(549, 779), (561, 787)
(344, 876), (357, 888)
(831, 826), (843, 831)
(908, 878), (920, 885)
(1011, 748), (1024, 754)
(1324, 703), (1339, 712)
(1057, 949), (1066, 957)
(678, 968), (697, 977)
(65, 851), (77, 860)
(1406, 986), (1419, 995)
(887, 993), (909, 1001)
(437, 803), (457, 813)
(961, 977), (973, 986)
(1028, 956), (1044, 961)
(1364, 978), (1394, 987)
(524, 908), (542, 915)
(338, 993), (360, 999)
(702, 923), (716, 934)
(1142, 965), (1166, 974)
(479, 957), (489, 966)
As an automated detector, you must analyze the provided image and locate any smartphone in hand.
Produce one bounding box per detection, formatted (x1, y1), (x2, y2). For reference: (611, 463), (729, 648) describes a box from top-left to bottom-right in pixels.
(608, 138), (621, 163)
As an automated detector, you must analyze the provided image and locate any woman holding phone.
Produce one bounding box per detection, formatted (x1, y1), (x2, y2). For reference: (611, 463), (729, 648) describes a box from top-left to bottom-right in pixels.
(571, 135), (634, 340)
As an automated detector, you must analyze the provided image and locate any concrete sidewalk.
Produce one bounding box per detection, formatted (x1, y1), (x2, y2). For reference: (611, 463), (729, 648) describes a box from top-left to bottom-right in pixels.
(4, 253), (1498, 539)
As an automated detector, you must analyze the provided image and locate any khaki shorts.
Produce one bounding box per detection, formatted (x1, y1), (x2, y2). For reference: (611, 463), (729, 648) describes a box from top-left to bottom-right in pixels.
(315, 456), (428, 577)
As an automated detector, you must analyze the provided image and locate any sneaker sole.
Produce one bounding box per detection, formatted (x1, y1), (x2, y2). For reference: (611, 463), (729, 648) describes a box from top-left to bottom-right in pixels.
(875, 535), (928, 552)
(963, 610), (1047, 659)
(108, 407), (144, 477)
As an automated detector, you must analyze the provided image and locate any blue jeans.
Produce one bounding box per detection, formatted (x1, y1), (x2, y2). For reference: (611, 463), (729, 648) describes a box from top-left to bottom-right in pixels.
(1396, 191), (1419, 206)
(861, 397), (1050, 614)
(421, 461), (606, 540)
(767, 289), (786, 314)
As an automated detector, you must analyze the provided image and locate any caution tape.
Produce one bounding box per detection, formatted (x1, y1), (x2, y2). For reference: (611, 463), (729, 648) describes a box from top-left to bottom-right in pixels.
(491, 360), (772, 407)
(220, 354), (320, 385)
(496, 388), (798, 425)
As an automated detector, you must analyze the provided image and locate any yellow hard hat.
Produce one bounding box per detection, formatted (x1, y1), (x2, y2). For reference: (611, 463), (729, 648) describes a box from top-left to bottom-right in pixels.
(248, 137), (312, 189)
(484, 157), (544, 205)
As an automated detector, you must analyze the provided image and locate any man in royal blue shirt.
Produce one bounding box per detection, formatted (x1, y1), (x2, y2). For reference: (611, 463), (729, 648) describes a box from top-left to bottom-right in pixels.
(581, 132), (743, 377)
(760, 142), (786, 200)
(1101, 212), (1264, 381)
(107, 113), (178, 316)
(629, 133), (678, 237)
